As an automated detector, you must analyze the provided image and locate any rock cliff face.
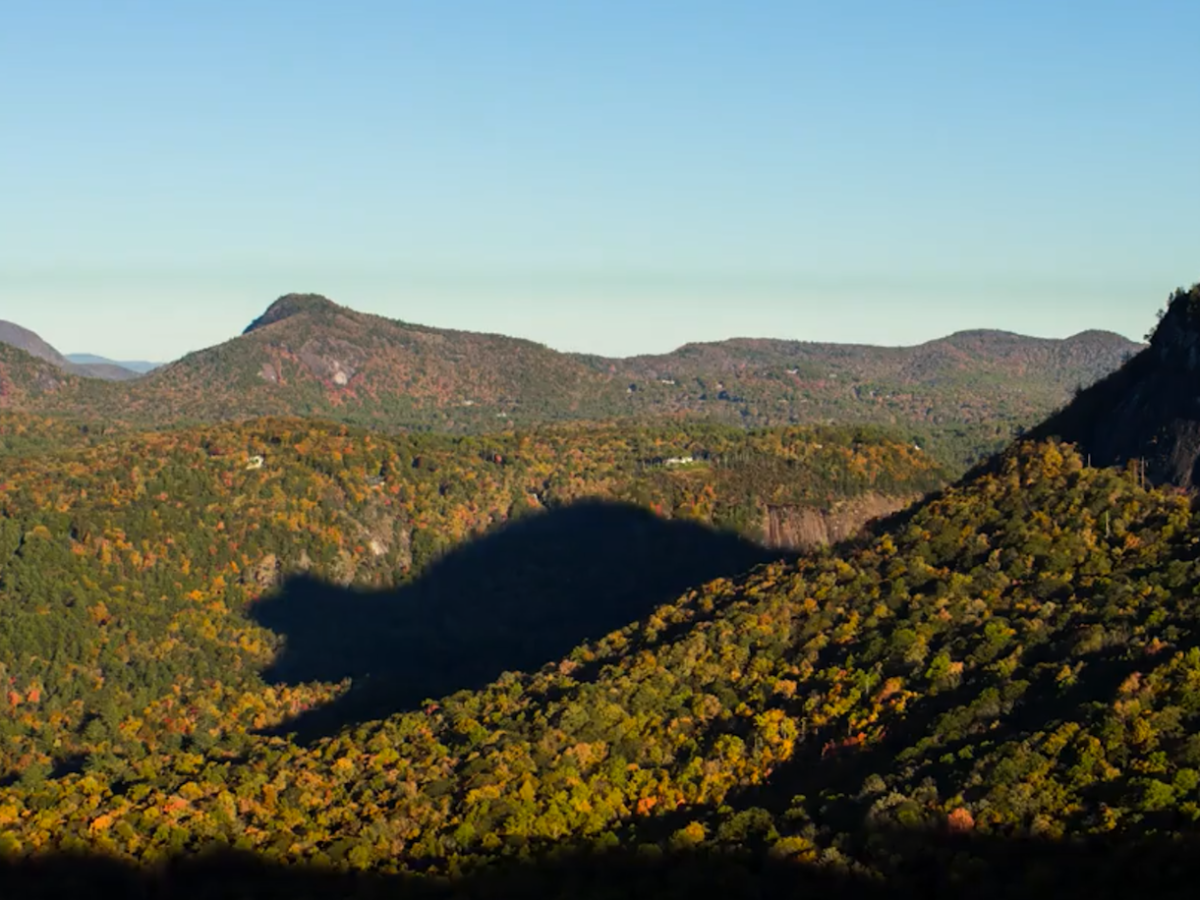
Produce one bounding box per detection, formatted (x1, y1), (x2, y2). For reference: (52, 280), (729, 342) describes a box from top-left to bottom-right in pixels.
(762, 493), (915, 550)
(1030, 283), (1200, 488)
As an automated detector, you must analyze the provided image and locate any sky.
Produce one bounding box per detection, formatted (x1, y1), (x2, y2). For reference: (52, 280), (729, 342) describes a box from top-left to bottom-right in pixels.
(2, 1), (1198, 362)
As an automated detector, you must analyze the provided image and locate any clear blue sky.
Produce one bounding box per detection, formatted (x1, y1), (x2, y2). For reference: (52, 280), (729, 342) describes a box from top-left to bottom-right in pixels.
(2, 1), (1197, 361)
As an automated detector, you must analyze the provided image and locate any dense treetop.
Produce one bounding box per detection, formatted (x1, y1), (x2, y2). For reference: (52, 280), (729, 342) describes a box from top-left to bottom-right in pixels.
(0, 406), (1198, 895)
(5, 286), (1200, 898)
(0, 415), (937, 784)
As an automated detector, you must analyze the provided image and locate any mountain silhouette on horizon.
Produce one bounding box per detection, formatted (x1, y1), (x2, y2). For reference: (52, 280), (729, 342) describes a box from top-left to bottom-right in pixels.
(0, 320), (142, 381)
(0, 292), (1141, 464)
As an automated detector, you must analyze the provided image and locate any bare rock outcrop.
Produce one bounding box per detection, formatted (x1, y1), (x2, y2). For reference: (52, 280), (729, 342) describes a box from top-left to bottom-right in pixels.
(763, 493), (915, 550)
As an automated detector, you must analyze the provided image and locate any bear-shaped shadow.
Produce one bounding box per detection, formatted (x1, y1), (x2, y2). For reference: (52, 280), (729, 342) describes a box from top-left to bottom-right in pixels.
(250, 500), (777, 741)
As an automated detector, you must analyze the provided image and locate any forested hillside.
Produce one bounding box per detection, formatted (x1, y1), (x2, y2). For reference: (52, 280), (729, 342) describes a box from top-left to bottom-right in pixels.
(0, 416), (937, 785)
(1, 430), (1198, 898)
(0, 345), (82, 407)
(2, 294), (1139, 469)
(2, 291), (1197, 899)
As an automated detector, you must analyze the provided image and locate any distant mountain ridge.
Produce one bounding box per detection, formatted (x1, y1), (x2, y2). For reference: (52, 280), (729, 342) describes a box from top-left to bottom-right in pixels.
(612, 325), (1134, 384)
(65, 353), (161, 374)
(0, 293), (1143, 466)
(0, 321), (142, 381)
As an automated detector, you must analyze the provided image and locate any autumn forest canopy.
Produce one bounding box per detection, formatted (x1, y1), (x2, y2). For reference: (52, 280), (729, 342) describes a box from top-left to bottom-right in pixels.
(2, 285), (1200, 898)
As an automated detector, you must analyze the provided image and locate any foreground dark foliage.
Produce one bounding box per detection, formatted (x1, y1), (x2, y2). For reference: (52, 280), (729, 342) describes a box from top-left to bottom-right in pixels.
(3, 831), (1198, 900)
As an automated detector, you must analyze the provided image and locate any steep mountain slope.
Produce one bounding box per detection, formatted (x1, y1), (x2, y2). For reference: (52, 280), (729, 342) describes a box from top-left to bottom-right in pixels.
(0, 321), (141, 381)
(15, 293), (1139, 468)
(0, 320), (64, 365)
(0, 342), (83, 406)
(1032, 282), (1200, 487)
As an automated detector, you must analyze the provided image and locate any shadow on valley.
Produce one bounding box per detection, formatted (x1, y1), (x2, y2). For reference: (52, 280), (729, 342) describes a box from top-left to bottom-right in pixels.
(4, 831), (1198, 900)
(250, 500), (777, 741)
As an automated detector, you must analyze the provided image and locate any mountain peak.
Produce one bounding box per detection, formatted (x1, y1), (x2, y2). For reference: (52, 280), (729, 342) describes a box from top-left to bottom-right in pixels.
(0, 320), (67, 366)
(1029, 281), (1200, 487)
(243, 294), (346, 334)
(1147, 283), (1200, 367)
(0, 321), (141, 380)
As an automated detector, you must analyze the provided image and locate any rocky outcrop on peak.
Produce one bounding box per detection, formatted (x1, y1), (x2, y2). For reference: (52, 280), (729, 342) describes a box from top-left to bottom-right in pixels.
(243, 294), (348, 334)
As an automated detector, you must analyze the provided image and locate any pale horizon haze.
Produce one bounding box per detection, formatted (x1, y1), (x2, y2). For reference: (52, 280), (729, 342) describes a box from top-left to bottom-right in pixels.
(2, 1), (1198, 362)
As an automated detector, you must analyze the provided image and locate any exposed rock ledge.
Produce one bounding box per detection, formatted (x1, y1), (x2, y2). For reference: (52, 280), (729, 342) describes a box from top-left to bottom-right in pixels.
(763, 493), (915, 550)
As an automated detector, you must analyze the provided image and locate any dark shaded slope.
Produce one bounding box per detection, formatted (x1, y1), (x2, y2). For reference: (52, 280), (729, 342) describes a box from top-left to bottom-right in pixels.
(251, 500), (776, 739)
(1030, 283), (1200, 487)
(3, 834), (1199, 900)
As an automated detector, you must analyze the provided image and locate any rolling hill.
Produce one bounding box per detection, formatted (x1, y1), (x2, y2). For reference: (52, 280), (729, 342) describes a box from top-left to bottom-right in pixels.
(7, 293), (1141, 468)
